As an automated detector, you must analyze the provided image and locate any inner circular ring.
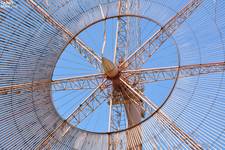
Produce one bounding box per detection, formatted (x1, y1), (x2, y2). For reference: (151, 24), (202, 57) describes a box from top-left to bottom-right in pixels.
(51, 15), (181, 134)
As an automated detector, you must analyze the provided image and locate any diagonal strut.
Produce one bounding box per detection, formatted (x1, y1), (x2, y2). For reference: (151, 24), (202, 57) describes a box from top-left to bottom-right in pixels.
(0, 73), (105, 95)
(120, 0), (203, 70)
(119, 78), (203, 150)
(122, 61), (225, 83)
(113, 0), (129, 64)
(36, 80), (111, 149)
(67, 80), (111, 126)
(26, 0), (102, 71)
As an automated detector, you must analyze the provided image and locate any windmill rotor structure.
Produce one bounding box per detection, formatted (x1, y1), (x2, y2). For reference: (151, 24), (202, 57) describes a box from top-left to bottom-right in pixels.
(0, 0), (225, 149)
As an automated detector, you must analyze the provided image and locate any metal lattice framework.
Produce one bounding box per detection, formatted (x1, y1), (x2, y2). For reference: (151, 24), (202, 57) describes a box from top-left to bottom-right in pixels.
(0, 0), (225, 149)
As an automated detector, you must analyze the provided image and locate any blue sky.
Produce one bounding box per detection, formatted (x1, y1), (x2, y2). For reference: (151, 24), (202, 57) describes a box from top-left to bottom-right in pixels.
(52, 16), (178, 133)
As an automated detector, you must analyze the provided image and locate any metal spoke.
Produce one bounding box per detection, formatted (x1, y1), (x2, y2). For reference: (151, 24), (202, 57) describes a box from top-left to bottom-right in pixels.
(119, 78), (203, 150)
(36, 80), (111, 149)
(67, 80), (111, 126)
(70, 39), (102, 71)
(108, 96), (113, 132)
(100, 4), (107, 56)
(0, 73), (105, 95)
(119, 78), (157, 109)
(52, 73), (106, 91)
(109, 90), (127, 132)
(113, 0), (129, 64)
(120, 0), (203, 70)
(26, 0), (102, 71)
(36, 120), (71, 149)
(122, 61), (225, 83)
(120, 84), (153, 117)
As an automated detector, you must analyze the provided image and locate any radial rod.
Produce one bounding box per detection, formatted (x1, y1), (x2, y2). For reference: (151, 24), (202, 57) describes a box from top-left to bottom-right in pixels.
(67, 80), (110, 126)
(123, 61), (225, 83)
(36, 80), (110, 149)
(113, 0), (129, 64)
(0, 73), (105, 95)
(26, 0), (102, 70)
(120, 0), (203, 70)
(119, 78), (203, 150)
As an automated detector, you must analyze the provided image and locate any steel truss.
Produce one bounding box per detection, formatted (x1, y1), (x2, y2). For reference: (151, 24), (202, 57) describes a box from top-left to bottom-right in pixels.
(26, 0), (102, 71)
(120, 0), (203, 70)
(113, 0), (129, 64)
(124, 62), (225, 83)
(111, 0), (143, 134)
(120, 78), (203, 150)
(110, 0), (129, 138)
(36, 80), (111, 149)
(2, 0), (224, 149)
(109, 90), (127, 132)
(0, 73), (105, 95)
(58, 0), (206, 149)
(67, 80), (111, 126)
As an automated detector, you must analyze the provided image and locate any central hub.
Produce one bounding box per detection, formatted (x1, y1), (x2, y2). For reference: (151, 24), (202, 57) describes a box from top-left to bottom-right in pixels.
(102, 57), (121, 90)
(102, 57), (119, 79)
